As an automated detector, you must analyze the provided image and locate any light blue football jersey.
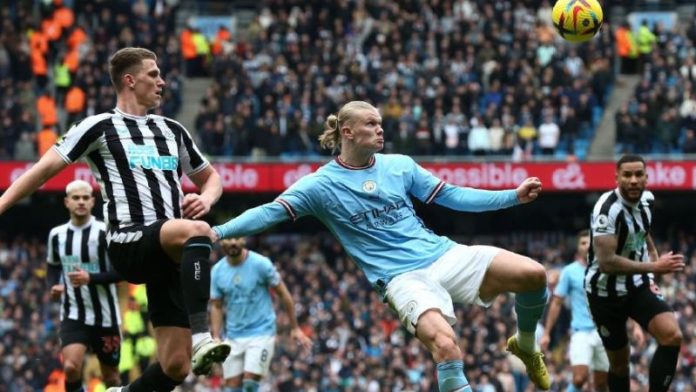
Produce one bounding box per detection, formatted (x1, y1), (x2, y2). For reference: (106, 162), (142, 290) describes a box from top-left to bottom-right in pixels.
(277, 154), (521, 285)
(210, 250), (281, 338)
(215, 153), (519, 289)
(277, 154), (455, 285)
(554, 261), (596, 331)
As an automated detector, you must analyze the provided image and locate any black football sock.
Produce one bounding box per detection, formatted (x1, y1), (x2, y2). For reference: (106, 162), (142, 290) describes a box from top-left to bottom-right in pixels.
(180, 236), (212, 334)
(649, 345), (679, 392)
(125, 362), (180, 392)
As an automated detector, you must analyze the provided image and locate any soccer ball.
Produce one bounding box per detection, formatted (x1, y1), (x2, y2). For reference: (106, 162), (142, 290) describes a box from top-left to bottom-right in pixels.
(551, 0), (603, 43)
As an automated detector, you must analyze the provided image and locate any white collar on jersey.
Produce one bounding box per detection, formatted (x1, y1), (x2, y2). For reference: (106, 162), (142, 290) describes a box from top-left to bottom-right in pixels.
(114, 107), (149, 120)
(68, 215), (95, 230)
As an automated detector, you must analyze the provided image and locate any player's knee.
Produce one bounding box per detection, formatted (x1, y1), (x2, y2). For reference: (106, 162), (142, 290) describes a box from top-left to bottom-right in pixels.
(161, 353), (191, 381)
(658, 327), (682, 346)
(185, 220), (212, 239)
(525, 260), (547, 288)
(431, 331), (460, 360)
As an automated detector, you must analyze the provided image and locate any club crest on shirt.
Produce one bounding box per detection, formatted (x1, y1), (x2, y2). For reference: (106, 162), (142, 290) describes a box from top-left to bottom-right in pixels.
(233, 275), (241, 285)
(362, 180), (377, 193)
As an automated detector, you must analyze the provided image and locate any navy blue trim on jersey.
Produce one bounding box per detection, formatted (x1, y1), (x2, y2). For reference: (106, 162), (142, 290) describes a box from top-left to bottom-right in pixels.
(275, 198), (297, 221)
(335, 156), (376, 170)
(425, 181), (445, 204)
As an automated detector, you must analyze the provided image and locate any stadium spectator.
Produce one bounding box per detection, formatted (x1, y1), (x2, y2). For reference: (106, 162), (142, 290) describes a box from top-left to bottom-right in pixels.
(616, 22), (639, 75)
(683, 129), (696, 154)
(538, 115), (561, 156)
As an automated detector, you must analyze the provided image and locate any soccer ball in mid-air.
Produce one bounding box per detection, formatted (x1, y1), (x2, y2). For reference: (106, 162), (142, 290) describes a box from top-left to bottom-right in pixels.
(551, 0), (603, 43)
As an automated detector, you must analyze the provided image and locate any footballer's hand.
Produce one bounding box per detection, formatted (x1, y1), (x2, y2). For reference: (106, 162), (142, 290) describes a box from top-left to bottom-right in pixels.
(182, 193), (212, 219)
(50, 284), (65, 300)
(516, 177), (542, 204)
(652, 251), (685, 274)
(67, 267), (90, 287)
(291, 327), (313, 351)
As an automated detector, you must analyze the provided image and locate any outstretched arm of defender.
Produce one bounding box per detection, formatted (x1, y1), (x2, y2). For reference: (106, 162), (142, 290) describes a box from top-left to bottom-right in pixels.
(213, 202), (290, 241)
(0, 149), (68, 215)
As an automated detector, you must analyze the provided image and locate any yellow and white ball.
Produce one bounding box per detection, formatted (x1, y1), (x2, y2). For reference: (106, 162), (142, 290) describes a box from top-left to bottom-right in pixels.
(552, 0), (604, 43)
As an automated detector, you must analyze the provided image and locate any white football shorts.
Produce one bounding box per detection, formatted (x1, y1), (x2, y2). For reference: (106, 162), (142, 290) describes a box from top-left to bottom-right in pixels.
(384, 244), (499, 334)
(569, 329), (610, 371)
(222, 334), (276, 379)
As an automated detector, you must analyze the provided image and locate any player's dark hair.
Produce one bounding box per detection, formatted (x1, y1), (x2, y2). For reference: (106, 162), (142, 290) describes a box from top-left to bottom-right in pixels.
(616, 154), (645, 171)
(108, 47), (157, 91)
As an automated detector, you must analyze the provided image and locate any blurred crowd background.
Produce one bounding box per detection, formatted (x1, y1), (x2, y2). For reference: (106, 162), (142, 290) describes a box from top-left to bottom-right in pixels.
(1, 0), (696, 391)
(1, 0), (693, 162)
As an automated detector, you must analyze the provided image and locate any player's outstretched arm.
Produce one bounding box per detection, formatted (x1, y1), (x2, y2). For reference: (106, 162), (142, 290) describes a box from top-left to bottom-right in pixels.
(432, 177), (541, 212)
(212, 201), (291, 241)
(0, 149), (68, 215)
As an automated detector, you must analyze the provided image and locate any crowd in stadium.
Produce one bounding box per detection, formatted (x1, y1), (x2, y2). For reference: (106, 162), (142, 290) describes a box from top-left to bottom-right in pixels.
(0, 0), (183, 160)
(196, 0), (615, 160)
(2, 0), (618, 161)
(2, 0), (696, 392)
(0, 230), (695, 391)
(614, 18), (696, 155)
(2, 1), (695, 161)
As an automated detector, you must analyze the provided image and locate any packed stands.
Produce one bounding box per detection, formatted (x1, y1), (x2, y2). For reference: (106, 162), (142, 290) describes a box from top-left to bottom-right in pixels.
(198, 0), (614, 160)
(0, 0), (182, 160)
(0, 0), (616, 161)
(614, 17), (696, 155)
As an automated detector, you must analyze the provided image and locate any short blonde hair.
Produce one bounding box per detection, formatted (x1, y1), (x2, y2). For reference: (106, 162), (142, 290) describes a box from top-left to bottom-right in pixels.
(318, 101), (378, 153)
(65, 180), (93, 195)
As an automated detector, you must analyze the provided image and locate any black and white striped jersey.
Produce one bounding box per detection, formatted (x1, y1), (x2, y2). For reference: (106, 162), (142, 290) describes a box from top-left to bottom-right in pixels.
(53, 108), (209, 230)
(47, 217), (121, 327)
(586, 189), (655, 297)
